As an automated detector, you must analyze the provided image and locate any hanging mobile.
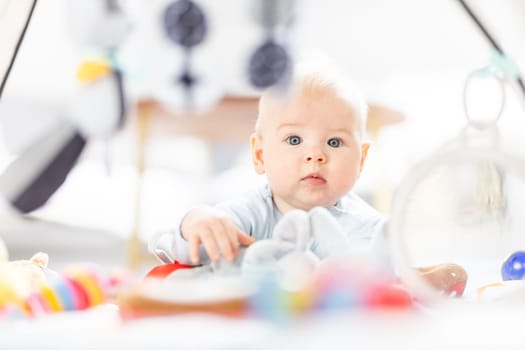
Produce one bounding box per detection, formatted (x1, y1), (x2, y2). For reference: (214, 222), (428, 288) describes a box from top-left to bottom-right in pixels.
(388, 63), (525, 304)
(248, 0), (295, 90)
(162, 0), (207, 109)
(385, 0), (525, 305)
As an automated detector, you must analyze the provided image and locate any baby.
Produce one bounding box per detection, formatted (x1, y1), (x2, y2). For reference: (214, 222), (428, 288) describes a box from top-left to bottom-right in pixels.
(162, 63), (384, 266)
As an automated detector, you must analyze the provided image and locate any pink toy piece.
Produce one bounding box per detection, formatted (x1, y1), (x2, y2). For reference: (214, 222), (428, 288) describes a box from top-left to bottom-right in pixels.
(365, 283), (413, 309)
(25, 292), (49, 316)
(64, 276), (90, 310)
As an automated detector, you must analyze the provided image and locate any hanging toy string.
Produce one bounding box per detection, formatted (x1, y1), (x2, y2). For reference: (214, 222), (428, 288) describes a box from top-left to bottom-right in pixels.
(0, 0), (38, 100)
(456, 0), (525, 98)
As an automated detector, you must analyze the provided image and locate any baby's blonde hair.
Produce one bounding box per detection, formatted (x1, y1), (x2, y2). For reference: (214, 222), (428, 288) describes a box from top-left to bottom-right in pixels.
(255, 63), (368, 136)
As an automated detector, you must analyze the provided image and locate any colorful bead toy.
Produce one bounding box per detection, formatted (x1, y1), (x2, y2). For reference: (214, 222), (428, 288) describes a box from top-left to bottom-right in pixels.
(0, 260), (121, 320)
(502, 251), (525, 281)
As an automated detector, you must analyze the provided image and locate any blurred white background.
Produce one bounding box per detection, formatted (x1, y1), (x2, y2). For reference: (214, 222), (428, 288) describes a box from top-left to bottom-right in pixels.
(2, 0), (525, 268)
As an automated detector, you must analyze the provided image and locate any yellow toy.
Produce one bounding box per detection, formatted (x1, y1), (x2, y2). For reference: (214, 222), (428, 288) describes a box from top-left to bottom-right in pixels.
(0, 251), (50, 317)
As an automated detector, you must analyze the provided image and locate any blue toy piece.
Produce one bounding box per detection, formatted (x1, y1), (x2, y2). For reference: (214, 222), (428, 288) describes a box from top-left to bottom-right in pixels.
(501, 251), (525, 280)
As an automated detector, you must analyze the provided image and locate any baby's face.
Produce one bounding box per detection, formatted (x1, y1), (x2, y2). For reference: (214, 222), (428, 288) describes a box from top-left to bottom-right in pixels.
(252, 93), (369, 213)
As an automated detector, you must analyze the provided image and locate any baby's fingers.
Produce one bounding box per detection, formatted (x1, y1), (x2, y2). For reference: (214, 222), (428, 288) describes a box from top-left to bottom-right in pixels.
(199, 230), (221, 262)
(188, 234), (201, 265)
(238, 231), (255, 246)
(213, 228), (236, 262)
(222, 222), (242, 256)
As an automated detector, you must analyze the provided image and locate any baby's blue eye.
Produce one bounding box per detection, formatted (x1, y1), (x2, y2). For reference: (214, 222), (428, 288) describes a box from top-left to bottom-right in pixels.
(286, 135), (302, 145)
(327, 138), (342, 148)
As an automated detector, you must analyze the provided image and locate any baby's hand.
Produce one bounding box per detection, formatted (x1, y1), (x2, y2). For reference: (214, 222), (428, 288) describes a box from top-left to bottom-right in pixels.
(181, 207), (255, 264)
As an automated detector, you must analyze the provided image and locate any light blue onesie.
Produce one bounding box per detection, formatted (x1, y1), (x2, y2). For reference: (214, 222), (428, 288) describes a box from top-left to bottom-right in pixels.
(169, 183), (386, 265)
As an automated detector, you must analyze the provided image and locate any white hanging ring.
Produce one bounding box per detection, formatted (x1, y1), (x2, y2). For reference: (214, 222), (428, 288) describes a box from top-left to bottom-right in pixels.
(463, 67), (506, 130)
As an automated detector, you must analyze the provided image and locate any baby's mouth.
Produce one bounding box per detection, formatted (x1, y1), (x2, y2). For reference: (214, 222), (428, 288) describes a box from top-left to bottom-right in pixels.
(302, 174), (327, 185)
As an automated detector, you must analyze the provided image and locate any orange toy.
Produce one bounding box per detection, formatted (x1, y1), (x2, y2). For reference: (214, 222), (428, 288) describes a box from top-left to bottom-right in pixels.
(417, 263), (468, 297)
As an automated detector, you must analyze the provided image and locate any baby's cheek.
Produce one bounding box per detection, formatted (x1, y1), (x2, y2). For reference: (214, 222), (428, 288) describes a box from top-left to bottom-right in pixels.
(334, 174), (357, 193)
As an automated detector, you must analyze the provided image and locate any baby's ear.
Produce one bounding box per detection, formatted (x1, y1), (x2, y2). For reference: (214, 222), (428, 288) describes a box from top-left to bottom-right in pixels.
(250, 133), (265, 174)
(359, 141), (370, 173)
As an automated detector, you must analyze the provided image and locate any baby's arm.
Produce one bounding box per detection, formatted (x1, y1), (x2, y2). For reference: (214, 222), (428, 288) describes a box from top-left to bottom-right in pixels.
(180, 206), (254, 264)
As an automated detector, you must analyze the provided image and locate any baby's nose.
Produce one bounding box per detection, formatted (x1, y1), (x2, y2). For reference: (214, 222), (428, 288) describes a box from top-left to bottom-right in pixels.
(304, 150), (326, 163)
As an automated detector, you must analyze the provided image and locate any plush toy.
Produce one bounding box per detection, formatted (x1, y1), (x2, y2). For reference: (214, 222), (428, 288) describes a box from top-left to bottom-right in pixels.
(243, 207), (413, 319)
(241, 207), (354, 291)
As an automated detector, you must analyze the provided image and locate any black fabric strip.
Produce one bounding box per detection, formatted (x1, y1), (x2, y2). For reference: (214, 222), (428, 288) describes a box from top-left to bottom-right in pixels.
(114, 69), (126, 129)
(13, 132), (87, 213)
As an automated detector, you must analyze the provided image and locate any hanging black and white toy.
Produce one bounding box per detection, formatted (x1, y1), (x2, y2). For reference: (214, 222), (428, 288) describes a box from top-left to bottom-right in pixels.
(0, 0), (131, 213)
(162, 0), (208, 109)
(248, 0), (296, 90)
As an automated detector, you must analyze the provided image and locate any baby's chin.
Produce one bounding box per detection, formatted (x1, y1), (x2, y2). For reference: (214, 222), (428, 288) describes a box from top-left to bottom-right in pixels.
(274, 191), (340, 212)
(295, 198), (338, 211)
